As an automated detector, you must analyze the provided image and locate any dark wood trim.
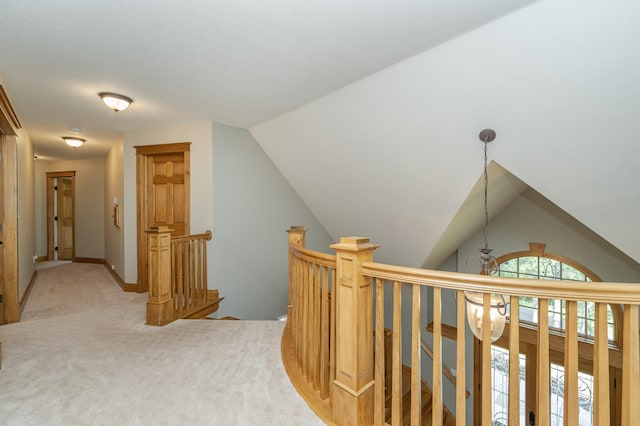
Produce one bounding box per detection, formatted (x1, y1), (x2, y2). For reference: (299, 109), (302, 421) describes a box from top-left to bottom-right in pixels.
(102, 260), (125, 290)
(0, 85), (21, 132)
(123, 283), (140, 292)
(134, 142), (191, 155)
(19, 270), (38, 315)
(35, 256), (48, 262)
(1, 134), (19, 324)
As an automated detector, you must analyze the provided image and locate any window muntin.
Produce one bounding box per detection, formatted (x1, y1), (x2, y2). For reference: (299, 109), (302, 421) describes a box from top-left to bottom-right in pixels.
(495, 255), (616, 341)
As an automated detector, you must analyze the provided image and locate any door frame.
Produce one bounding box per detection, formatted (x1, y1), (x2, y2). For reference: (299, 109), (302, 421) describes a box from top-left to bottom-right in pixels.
(0, 85), (22, 324)
(46, 171), (76, 260)
(135, 142), (190, 293)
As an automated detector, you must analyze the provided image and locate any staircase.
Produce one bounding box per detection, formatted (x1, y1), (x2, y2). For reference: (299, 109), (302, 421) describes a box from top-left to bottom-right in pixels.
(182, 289), (224, 319)
(384, 365), (455, 426)
(381, 328), (456, 425)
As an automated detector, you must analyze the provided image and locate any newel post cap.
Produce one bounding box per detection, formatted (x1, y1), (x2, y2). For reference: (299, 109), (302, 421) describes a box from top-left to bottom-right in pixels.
(145, 226), (173, 234)
(330, 237), (379, 252)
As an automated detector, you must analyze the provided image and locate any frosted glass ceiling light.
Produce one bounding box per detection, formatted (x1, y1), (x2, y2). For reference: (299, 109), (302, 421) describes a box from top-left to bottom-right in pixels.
(62, 136), (86, 148)
(464, 128), (507, 342)
(99, 92), (133, 112)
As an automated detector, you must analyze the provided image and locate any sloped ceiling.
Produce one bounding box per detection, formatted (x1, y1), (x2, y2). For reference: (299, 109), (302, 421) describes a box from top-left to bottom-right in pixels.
(422, 162), (528, 269)
(251, 0), (640, 267)
(0, 0), (537, 160)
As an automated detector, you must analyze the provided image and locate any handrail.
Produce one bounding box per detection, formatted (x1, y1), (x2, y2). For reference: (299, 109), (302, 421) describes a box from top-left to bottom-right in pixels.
(283, 229), (640, 426)
(361, 260), (640, 304)
(171, 230), (212, 243)
(290, 246), (337, 268)
(146, 227), (218, 325)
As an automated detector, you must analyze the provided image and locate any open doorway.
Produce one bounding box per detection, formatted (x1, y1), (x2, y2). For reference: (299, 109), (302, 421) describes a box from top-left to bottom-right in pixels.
(46, 171), (76, 260)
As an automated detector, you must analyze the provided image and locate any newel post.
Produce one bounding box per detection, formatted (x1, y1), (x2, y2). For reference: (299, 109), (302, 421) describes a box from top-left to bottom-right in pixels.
(331, 237), (379, 426)
(146, 226), (174, 326)
(287, 226), (307, 329)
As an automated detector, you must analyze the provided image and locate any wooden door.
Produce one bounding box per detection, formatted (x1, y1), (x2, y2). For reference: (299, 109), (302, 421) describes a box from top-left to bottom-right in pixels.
(0, 85), (21, 325)
(46, 171), (75, 261)
(136, 142), (190, 292)
(56, 177), (74, 260)
(147, 153), (187, 236)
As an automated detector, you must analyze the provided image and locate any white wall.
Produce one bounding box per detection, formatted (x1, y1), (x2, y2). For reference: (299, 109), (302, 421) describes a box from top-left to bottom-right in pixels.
(212, 123), (334, 320)
(458, 189), (640, 283)
(104, 135), (125, 280)
(16, 128), (35, 300)
(122, 121), (213, 284)
(34, 158), (105, 259)
(251, 0), (640, 268)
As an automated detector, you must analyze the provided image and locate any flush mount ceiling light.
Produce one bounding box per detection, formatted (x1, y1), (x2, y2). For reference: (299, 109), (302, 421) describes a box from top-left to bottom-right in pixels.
(62, 136), (86, 148)
(98, 92), (133, 112)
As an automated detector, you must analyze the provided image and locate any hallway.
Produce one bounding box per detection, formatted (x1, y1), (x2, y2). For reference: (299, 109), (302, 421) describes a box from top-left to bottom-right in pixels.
(0, 263), (323, 425)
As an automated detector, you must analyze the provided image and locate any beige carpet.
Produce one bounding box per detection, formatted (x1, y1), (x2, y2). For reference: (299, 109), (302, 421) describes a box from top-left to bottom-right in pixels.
(0, 263), (324, 425)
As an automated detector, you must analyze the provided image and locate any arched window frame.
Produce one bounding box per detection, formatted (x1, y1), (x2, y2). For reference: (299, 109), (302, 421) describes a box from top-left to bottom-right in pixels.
(493, 242), (623, 347)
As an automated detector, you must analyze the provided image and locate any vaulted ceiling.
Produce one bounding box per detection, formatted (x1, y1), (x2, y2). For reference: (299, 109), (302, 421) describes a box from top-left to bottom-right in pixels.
(1, 1), (639, 269)
(0, 0), (536, 160)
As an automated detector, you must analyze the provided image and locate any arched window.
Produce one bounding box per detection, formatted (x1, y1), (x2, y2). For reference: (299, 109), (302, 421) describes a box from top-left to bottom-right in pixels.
(494, 242), (622, 347)
(476, 243), (623, 426)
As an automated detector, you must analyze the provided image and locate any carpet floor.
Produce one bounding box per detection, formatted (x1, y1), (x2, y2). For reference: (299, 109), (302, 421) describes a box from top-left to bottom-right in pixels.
(0, 263), (324, 426)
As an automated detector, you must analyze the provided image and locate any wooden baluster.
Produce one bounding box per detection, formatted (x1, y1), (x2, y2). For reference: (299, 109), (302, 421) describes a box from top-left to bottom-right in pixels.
(330, 237), (378, 425)
(311, 264), (320, 390)
(302, 261), (310, 378)
(508, 296), (520, 425)
(593, 302), (610, 425)
(146, 226), (174, 325)
(287, 226), (307, 332)
(320, 266), (330, 399)
(295, 257), (302, 366)
(177, 241), (185, 314)
(536, 298), (550, 425)
(329, 267), (337, 407)
(456, 290), (466, 426)
(564, 300), (578, 425)
(432, 287), (442, 425)
(374, 278), (385, 426)
(411, 284), (421, 426)
(481, 293), (492, 426)
(392, 281), (402, 426)
(622, 304), (639, 424)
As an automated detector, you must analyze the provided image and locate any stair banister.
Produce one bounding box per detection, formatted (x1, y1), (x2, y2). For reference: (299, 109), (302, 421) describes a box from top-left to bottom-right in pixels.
(330, 237), (379, 425)
(146, 226), (174, 326)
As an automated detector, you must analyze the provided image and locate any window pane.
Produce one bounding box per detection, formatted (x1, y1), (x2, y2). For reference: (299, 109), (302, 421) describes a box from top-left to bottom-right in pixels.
(550, 362), (594, 425)
(540, 258), (561, 279)
(500, 258), (518, 274)
(491, 346), (526, 425)
(562, 263), (587, 281)
(518, 257), (539, 278)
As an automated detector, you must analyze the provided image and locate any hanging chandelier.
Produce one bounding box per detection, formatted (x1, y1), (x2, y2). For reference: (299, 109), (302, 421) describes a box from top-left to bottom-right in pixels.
(464, 129), (507, 342)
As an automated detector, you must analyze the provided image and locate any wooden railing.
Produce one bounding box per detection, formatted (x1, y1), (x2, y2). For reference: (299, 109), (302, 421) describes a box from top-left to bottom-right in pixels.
(146, 227), (221, 326)
(171, 230), (212, 318)
(282, 226), (640, 425)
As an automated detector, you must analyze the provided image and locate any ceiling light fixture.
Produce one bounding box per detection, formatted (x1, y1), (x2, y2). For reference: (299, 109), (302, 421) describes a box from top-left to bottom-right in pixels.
(62, 136), (86, 148)
(464, 128), (507, 342)
(99, 92), (133, 112)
